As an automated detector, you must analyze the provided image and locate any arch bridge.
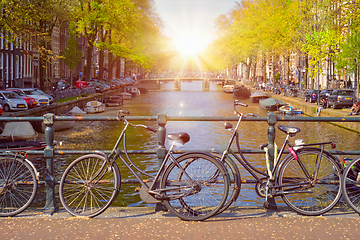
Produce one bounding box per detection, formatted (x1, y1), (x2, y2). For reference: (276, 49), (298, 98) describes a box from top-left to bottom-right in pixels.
(138, 78), (237, 91)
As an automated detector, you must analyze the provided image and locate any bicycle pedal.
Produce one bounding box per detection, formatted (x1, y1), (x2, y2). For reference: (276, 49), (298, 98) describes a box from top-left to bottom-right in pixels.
(135, 186), (141, 192)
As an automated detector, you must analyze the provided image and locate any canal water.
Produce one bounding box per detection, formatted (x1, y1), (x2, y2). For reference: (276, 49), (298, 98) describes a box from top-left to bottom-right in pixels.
(35, 81), (360, 208)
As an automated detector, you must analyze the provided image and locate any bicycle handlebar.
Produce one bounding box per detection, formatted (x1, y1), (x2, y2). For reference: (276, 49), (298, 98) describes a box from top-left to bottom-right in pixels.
(117, 110), (157, 133)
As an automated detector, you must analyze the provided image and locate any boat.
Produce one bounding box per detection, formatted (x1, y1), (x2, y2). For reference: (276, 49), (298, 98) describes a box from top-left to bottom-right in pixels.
(259, 98), (286, 111)
(279, 105), (303, 115)
(84, 101), (106, 113)
(125, 86), (141, 97)
(31, 113), (75, 133)
(103, 95), (123, 107)
(0, 121), (47, 150)
(250, 91), (269, 103)
(233, 85), (251, 99)
(222, 85), (234, 93)
(119, 92), (131, 100)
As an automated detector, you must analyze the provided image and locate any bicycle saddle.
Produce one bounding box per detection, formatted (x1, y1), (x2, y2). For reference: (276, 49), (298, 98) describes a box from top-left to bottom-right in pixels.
(277, 125), (301, 136)
(167, 132), (190, 145)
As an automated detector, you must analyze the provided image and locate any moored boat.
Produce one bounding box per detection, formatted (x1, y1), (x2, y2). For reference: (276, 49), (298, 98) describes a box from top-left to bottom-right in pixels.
(125, 86), (141, 97)
(222, 85), (234, 93)
(279, 105), (303, 115)
(233, 85), (251, 99)
(120, 92), (131, 100)
(84, 101), (105, 113)
(250, 91), (269, 103)
(0, 121), (49, 150)
(259, 98), (286, 111)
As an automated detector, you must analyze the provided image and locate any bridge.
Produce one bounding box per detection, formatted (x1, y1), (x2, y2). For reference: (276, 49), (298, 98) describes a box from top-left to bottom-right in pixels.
(138, 78), (237, 91)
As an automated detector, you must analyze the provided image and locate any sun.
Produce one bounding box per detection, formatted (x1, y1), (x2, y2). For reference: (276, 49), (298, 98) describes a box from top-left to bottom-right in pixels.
(173, 36), (208, 56)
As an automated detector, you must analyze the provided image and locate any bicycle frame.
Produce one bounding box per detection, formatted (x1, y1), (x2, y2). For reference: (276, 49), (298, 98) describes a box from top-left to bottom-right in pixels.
(218, 102), (336, 197)
(93, 117), (201, 200)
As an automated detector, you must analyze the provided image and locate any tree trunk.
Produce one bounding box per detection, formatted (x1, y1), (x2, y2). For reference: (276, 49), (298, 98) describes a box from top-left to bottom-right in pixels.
(305, 53), (309, 89)
(116, 58), (121, 78)
(108, 53), (113, 80)
(99, 49), (104, 80)
(85, 43), (93, 81)
(39, 58), (45, 91)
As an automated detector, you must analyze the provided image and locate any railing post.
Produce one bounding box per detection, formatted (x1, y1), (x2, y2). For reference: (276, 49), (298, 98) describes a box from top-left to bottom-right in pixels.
(202, 79), (209, 91)
(266, 112), (277, 211)
(43, 113), (58, 215)
(155, 113), (167, 212)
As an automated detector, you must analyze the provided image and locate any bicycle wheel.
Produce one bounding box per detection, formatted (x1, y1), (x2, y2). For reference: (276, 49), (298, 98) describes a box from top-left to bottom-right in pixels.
(160, 153), (229, 221)
(342, 156), (360, 214)
(59, 154), (121, 218)
(211, 153), (241, 214)
(277, 148), (342, 216)
(0, 156), (38, 217)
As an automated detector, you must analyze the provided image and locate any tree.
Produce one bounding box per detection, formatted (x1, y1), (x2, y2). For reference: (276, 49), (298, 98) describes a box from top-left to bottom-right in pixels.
(61, 29), (83, 86)
(0, 0), (73, 90)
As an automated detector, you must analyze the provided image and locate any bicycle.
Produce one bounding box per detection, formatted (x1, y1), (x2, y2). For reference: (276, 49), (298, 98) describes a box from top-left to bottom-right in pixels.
(59, 110), (230, 221)
(0, 152), (39, 217)
(341, 156), (360, 215)
(213, 100), (343, 216)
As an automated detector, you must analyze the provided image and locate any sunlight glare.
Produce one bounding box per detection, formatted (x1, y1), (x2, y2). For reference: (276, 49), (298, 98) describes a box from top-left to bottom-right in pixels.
(173, 36), (208, 56)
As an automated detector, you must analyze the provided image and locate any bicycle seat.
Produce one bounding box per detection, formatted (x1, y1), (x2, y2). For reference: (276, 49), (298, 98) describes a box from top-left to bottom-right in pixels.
(167, 132), (190, 145)
(277, 125), (301, 136)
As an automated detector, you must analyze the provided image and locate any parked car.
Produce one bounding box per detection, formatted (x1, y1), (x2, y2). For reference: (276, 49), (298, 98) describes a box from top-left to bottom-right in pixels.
(0, 104), (3, 115)
(319, 89), (332, 101)
(51, 80), (71, 91)
(89, 81), (108, 93)
(5, 89), (37, 108)
(0, 91), (28, 111)
(327, 89), (355, 109)
(18, 88), (50, 107)
(304, 89), (319, 103)
(34, 89), (54, 104)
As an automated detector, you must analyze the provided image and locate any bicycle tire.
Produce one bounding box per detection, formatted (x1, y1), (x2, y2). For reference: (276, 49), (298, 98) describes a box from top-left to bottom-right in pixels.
(0, 156), (38, 217)
(160, 153), (229, 221)
(211, 153), (241, 214)
(59, 154), (121, 218)
(342, 156), (360, 214)
(277, 148), (342, 216)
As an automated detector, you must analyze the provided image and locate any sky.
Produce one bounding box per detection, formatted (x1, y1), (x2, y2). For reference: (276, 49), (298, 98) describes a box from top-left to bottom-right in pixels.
(154, 0), (238, 53)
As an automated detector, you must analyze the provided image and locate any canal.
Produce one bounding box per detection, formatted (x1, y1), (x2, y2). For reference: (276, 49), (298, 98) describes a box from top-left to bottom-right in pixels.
(35, 81), (360, 209)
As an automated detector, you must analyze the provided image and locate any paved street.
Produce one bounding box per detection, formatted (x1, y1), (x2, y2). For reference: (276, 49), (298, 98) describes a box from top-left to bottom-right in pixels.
(1, 206), (359, 239)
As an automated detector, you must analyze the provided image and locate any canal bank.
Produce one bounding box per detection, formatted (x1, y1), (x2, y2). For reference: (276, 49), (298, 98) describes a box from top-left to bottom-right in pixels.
(265, 91), (360, 133)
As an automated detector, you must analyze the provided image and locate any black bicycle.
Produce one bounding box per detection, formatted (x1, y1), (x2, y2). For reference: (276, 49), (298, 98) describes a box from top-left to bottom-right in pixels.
(0, 152), (39, 217)
(341, 156), (360, 215)
(59, 110), (229, 221)
(213, 100), (343, 216)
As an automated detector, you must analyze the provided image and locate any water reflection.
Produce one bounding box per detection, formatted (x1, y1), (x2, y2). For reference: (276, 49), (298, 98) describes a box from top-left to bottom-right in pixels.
(41, 81), (360, 208)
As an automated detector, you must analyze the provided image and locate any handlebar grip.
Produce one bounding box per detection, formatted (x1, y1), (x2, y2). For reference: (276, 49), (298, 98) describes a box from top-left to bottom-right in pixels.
(260, 143), (268, 150)
(234, 100), (248, 107)
(245, 113), (261, 117)
(117, 110), (130, 120)
(146, 126), (157, 133)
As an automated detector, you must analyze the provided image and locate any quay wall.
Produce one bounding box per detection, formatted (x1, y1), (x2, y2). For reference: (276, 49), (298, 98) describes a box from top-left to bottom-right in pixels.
(4, 91), (114, 117)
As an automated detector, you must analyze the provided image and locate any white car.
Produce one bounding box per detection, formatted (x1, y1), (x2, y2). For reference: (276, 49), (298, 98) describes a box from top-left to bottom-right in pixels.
(0, 91), (28, 111)
(18, 88), (50, 107)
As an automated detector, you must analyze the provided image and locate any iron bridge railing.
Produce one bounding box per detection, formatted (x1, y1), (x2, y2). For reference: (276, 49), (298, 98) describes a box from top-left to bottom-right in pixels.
(1, 113), (360, 214)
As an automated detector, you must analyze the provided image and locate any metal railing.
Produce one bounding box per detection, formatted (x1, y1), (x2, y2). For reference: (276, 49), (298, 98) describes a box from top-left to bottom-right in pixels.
(1, 113), (360, 214)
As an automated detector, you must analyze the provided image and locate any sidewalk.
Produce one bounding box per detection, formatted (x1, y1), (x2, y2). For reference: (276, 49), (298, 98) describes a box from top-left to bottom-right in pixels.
(1, 206), (359, 239)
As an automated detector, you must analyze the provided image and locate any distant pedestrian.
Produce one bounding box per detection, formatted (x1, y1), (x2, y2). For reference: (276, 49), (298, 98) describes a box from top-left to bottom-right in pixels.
(350, 102), (360, 115)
